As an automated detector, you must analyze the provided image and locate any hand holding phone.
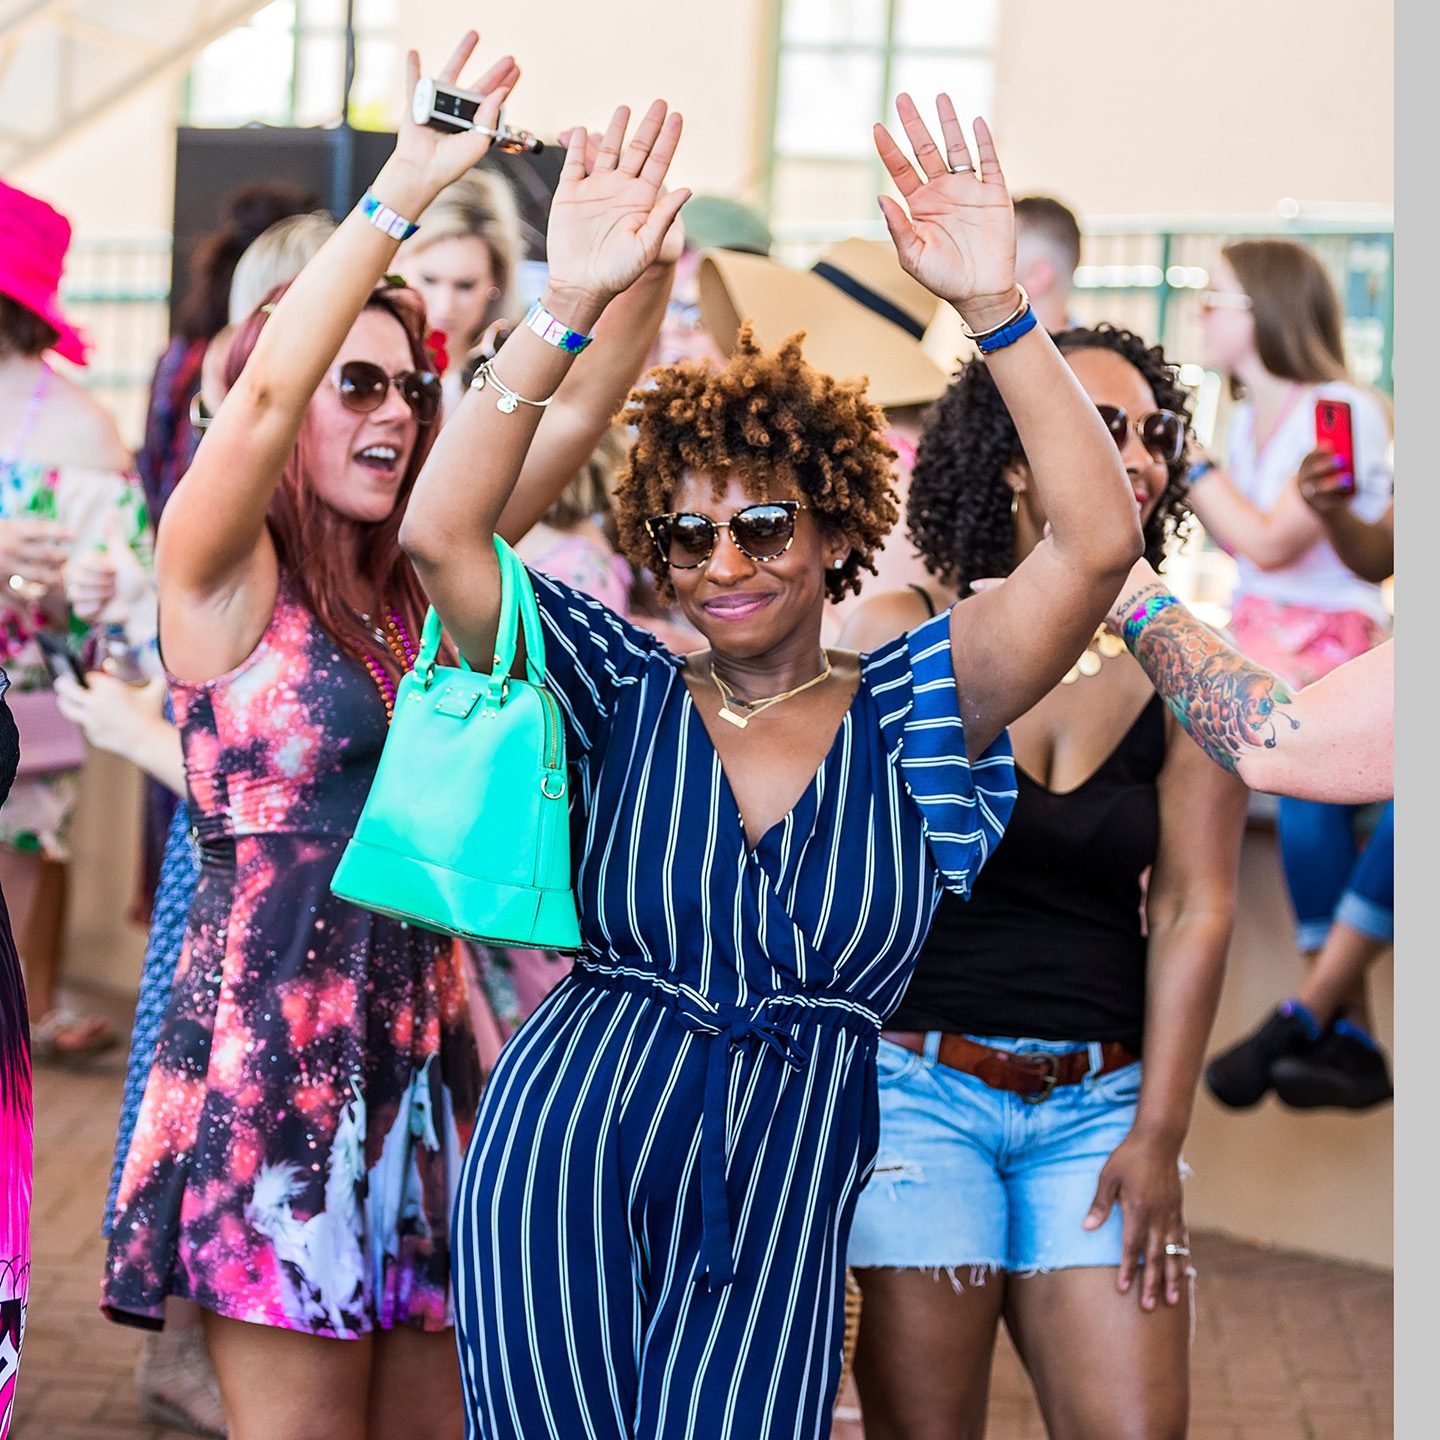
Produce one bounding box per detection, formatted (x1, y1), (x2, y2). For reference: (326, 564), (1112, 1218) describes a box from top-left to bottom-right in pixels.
(1313, 398), (1356, 496)
(35, 630), (88, 688)
(412, 78), (544, 153)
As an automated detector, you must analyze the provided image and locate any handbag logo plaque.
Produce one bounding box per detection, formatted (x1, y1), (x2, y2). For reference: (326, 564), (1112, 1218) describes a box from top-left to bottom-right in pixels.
(330, 536), (581, 951)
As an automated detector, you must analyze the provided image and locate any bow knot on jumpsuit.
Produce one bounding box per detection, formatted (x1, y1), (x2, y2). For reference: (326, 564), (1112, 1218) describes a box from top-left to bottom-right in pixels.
(454, 572), (1016, 1440)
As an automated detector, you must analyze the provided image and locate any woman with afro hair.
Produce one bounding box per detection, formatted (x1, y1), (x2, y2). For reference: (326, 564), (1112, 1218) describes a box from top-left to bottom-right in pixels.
(402, 96), (1141, 1437)
(841, 325), (1250, 1440)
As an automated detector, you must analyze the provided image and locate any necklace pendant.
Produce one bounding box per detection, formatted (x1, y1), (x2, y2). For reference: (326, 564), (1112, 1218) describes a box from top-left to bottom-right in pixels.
(718, 706), (749, 729)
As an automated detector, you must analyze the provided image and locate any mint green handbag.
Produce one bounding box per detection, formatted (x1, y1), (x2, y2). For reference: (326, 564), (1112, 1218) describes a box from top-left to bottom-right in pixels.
(330, 536), (582, 951)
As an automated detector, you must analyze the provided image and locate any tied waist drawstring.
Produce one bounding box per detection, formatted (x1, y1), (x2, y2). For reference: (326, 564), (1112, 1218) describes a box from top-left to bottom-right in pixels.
(572, 961), (880, 1291)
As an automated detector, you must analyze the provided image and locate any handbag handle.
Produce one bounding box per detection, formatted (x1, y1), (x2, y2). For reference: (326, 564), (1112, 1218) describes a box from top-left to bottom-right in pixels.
(414, 536), (547, 690)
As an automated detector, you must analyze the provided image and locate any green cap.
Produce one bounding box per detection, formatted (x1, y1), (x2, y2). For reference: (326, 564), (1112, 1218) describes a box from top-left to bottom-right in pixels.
(682, 195), (773, 257)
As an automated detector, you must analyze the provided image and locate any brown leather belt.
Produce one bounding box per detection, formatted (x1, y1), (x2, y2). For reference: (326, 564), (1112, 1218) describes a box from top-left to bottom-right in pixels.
(881, 1030), (1139, 1104)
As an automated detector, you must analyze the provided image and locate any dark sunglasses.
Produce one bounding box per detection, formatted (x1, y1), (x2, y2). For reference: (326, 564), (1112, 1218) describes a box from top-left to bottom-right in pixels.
(329, 360), (442, 425)
(1096, 405), (1187, 465)
(645, 501), (806, 569)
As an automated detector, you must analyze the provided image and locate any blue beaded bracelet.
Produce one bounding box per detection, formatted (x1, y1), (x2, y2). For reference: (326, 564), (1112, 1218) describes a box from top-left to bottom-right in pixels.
(976, 304), (1038, 354)
(359, 190), (419, 242)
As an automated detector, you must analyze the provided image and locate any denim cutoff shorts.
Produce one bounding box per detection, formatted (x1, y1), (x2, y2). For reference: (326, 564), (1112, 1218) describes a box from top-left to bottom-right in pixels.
(849, 1033), (1165, 1274)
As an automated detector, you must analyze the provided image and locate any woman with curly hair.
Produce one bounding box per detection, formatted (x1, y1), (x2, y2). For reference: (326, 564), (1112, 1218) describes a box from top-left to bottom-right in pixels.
(402, 95), (1141, 1437)
(839, 324), (1249, 1439)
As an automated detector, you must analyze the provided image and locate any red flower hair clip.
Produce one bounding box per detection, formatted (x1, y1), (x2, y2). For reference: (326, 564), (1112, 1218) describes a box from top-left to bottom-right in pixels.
(424, 328), (450, 377)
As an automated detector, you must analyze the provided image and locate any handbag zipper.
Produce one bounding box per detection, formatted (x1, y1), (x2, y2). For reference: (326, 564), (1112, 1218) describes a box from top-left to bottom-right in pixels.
(538, 685), (561, 774)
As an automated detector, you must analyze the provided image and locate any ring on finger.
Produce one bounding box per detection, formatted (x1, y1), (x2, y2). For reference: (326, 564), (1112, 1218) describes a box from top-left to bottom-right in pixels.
(1163, 1243), (1190, 1257)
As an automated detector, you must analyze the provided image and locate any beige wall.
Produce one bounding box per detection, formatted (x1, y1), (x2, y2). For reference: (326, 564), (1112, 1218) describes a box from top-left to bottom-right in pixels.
(406, 7), (774, 206)
(993, 0), (1393, 218)
(14, 76), (185, 241)
(16, 1), (1392, 234)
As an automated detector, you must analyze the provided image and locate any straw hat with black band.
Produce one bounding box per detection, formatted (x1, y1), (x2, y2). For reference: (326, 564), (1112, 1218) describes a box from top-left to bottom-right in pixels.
(697, 237), (949, 411)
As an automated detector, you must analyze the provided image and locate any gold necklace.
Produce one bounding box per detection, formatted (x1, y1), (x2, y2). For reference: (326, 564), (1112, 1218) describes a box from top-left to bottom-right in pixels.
(710, 654), (833, 730)
(1060, 626), (1128, 685)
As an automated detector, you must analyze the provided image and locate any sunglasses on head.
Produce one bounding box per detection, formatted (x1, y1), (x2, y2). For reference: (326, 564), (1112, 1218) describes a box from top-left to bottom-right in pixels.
(645, 500), (807, 569)
(1198, 289), (1253, 312)
(329, 360), (442, 425)
(1095, 405), (1187, 466)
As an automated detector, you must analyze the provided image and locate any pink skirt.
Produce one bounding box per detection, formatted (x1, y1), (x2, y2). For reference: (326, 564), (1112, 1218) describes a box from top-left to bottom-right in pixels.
(1228, 595), (1386, 689)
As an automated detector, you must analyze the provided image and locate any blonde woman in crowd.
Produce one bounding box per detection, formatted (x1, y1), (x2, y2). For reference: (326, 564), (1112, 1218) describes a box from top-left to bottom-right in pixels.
(399, 167), (523, 415)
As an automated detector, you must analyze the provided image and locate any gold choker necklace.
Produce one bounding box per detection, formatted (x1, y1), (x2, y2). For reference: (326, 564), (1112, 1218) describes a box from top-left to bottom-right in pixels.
(711, 654), (832, 730)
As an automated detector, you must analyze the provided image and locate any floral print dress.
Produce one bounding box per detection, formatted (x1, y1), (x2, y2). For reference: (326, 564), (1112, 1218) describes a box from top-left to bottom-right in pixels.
(103, 577), (480, 1337)
(0, 455), (154, 859)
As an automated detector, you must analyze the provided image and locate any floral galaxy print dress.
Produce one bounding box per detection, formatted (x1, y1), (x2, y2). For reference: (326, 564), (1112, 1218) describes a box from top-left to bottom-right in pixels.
(103, 577), (480, 1338)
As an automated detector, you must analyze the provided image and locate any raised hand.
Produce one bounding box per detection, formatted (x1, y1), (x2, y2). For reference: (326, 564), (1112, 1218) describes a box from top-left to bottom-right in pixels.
(544, 102), (689, 310)
(874, 94), (1017, 325)
(391, 32), (520, 196)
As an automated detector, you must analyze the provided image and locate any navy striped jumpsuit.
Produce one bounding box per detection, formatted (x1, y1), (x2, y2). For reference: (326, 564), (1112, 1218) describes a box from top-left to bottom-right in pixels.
(453, 572), (1017, 1439)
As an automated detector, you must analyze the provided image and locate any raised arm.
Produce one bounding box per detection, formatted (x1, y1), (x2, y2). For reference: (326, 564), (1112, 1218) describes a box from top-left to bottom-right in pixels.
(873, 95), (1141, 757)
(495, 130), (682, 543)
(400, 103), (688, 665)
(157, 33), (518, 668)
(1107, 559), (1393, 803)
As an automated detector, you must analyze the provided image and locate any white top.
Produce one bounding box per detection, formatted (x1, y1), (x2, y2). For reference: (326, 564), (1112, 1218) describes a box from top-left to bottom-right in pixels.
(1223, 379), (1392, 623)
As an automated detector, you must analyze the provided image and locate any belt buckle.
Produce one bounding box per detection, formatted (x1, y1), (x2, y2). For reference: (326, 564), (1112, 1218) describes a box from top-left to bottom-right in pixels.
(1019, 1053), (1060, 1104)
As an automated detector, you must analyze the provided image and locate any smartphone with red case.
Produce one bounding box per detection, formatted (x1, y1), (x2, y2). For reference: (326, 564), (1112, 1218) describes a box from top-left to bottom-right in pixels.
(1314, 397), (1356, 495)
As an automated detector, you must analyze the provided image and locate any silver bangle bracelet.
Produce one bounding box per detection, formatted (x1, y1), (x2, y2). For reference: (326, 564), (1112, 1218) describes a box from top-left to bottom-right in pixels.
(469, 359), (555, 414)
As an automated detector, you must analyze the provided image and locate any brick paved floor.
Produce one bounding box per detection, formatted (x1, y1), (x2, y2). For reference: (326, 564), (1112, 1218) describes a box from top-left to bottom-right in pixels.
(14, 1009), (1392, 1440)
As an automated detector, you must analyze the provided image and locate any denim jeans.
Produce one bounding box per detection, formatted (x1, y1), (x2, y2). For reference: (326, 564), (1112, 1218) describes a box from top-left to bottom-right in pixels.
(849, 1035), (1154, 1273)
(1277, 798), (1394, 950)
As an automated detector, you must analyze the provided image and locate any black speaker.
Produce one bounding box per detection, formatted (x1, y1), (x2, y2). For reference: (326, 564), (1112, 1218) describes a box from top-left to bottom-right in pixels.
(169, 125), (565, 331)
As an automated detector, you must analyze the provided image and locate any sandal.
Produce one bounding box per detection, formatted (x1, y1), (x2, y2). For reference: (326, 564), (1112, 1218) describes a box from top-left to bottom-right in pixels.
(30, 1007), (119, 1062)
(136, 1329), (228, 1438)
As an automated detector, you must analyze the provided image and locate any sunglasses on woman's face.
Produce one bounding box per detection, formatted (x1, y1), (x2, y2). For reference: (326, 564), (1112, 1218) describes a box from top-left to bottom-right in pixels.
(1096, 405), (1187, 466)
(329, 360), (442, 425)
(645, 500), (807, 569)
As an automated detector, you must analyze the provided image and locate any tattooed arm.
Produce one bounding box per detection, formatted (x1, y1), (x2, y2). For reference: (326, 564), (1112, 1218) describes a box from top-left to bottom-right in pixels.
(1106, 561), (1393, 804)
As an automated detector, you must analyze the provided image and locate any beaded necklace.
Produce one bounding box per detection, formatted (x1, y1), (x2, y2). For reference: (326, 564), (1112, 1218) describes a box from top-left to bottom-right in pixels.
(357, 609), (417, 723)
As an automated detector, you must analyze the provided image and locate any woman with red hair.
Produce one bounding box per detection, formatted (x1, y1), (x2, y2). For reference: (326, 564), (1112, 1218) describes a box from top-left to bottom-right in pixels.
(101, 32), (678, 1439)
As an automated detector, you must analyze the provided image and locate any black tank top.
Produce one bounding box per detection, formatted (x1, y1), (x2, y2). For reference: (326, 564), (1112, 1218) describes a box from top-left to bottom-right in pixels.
(893, 693), (1167, 1051)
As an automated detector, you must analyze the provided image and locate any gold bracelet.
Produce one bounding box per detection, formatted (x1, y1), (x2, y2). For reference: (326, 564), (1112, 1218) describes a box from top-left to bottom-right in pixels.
(469, 359), (555, 414)
(959, 285), (1030, 342)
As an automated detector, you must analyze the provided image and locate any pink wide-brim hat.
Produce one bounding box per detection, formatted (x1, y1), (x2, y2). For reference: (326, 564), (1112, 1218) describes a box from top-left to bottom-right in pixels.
(0, 178), (90, 366)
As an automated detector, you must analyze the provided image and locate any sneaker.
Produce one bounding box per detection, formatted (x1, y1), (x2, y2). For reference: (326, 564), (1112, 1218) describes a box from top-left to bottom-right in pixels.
(1204, 1006), (1317, 1109)
(136, 1328), (228, 1438)
(1272, 1031), (1394, 1111)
